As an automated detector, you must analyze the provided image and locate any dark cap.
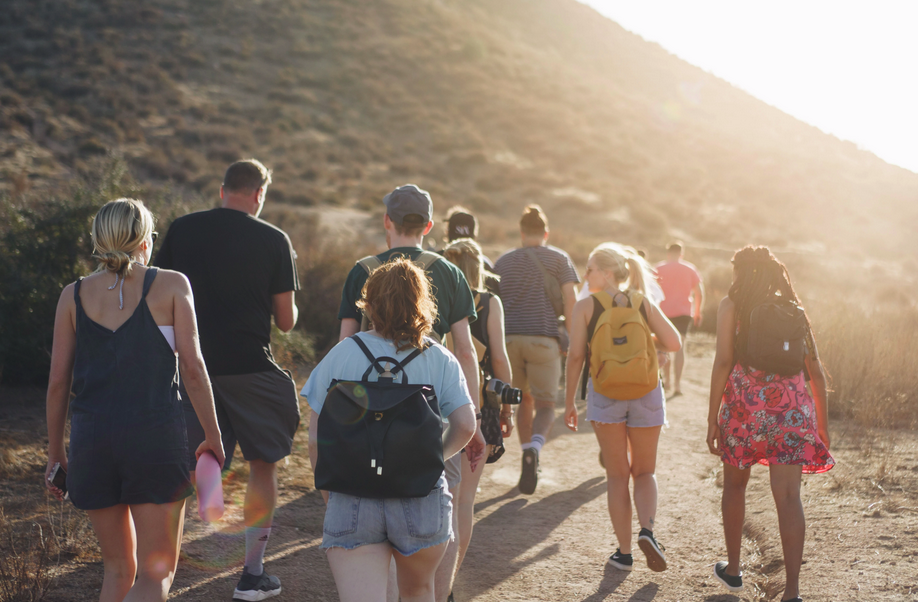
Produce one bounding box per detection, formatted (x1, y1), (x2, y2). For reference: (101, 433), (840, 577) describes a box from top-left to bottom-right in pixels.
(383, 184), (433, 225)
(447, 211), (477, 241)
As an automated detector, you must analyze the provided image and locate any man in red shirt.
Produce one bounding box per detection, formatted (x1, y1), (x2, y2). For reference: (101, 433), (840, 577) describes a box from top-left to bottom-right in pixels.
(655, 242), (704, 397)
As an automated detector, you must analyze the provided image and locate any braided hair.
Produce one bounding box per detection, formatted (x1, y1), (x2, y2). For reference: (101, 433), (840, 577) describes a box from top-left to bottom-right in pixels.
(729, 246), (813, 366)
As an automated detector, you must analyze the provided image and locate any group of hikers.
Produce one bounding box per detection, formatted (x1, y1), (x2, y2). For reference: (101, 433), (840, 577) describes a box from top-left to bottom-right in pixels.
(44, 159), (834, 602)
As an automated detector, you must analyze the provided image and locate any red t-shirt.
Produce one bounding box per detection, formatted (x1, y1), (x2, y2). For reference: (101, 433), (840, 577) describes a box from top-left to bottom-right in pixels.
(654, 259), (701, 318)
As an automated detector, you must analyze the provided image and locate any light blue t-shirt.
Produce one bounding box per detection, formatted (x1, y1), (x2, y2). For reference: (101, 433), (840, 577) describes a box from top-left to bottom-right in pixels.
(300, 332), (473, 420)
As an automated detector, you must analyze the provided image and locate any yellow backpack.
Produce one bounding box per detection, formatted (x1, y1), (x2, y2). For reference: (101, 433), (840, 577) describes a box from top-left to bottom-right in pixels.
(588, 290), (659, 400)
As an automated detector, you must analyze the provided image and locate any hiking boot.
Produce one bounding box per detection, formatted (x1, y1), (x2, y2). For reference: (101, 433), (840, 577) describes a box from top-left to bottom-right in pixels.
(713, 561), (743, 592)
(233, 567), (282, 601)
(607, 548), (633, 571)
(519, 448), (539, 495)
(637, 528), (667, 572)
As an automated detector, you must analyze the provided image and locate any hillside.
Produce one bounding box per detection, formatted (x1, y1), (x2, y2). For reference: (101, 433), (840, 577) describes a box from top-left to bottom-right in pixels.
(2, 0), (917, 263)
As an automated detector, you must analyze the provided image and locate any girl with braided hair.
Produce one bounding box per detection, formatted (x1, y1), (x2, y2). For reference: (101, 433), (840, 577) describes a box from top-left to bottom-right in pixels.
(706, 245), (833, 602)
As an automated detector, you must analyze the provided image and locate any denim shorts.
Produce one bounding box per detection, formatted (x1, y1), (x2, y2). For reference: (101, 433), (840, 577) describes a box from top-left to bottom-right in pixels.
(321, 473), (453, 556)
(586, 380), (666, 428)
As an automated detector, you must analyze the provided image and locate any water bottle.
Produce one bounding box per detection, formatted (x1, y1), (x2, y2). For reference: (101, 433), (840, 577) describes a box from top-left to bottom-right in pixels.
(195, 451), (224, 522)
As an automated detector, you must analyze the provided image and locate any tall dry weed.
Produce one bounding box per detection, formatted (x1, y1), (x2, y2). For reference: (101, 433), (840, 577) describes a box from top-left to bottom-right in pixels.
(814, 302), (918, 429)
(0, 510), (57, 602)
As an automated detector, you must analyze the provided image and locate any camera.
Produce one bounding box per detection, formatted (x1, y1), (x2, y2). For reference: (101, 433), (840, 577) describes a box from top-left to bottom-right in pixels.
(483, 378), (522, 408)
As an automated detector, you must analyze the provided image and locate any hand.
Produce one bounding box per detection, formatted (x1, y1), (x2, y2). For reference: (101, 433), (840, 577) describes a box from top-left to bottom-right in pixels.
(564, 402), (578, 432)
(694, 314), (703, 328)
(500, 409), (515, 437)
(706, 422), (722, 456)
(195, 435), (226, 468)
(818, 426), (831, 451)
(465, 426), (486, 473)
(45, 456), (68, 502)
(657, 351), (669, 368)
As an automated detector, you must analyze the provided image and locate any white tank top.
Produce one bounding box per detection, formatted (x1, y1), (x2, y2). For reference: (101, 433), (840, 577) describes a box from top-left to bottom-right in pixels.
(159, 325), (176, 353)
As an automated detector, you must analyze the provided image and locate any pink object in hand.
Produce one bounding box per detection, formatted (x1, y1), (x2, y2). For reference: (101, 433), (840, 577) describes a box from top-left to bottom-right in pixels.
(195, 451), (224, 522)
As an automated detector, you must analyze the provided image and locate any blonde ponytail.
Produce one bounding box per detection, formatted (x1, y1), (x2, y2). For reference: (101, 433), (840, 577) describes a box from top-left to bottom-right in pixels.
(91, 198), (154, 277)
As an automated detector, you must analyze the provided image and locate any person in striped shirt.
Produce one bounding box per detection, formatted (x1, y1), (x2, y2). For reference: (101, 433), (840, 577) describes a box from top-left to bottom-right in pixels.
(494, 205), (579, 494)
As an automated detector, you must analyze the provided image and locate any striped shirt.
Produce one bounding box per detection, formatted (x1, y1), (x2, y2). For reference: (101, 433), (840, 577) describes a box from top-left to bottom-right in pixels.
(495, 245), (580, 339)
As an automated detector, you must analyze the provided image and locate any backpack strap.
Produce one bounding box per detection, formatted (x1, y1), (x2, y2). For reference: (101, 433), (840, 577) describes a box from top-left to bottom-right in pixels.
(350, 335), (425, 383)
(357, 255), (383, 275)
(414, 250), (442, 270)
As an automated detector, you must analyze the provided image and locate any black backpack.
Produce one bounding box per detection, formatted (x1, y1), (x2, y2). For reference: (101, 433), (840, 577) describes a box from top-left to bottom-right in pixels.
(741, 301), (808, 376)
(315, 335), (445, 498)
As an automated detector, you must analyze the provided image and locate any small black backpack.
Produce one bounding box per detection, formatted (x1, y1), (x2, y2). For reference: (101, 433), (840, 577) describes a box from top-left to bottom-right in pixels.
(742, 301), (809, 376)
(315, 335), (445, 498)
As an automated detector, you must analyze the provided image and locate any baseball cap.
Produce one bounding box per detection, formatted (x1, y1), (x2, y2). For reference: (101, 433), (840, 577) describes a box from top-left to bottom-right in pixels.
(447, 211), (477, 241)
(383, 184), (433, 225)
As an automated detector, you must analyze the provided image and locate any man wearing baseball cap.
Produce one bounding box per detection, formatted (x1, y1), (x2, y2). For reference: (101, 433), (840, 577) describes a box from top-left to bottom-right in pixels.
(336, 184), (485, 602)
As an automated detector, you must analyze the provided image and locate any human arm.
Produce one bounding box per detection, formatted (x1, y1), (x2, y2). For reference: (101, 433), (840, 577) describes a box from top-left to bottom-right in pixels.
(561, 281), (577, 329)
(272, 290), (298, 333)
(563, 297), (592, 432)
(307, 409), (329, 504)
(645, 298), (682, 353)
(706, 297), (736, 455)
(486, 296), (514, 437)
(443, 404), (477, 462)
(692, 280), (705, 328)
(45, 286), (77, 500)
(449, 318), (485, 471)
(804, 337), (830, 450)
(338, 318), (359, 341)
(172, 274), (225, 467)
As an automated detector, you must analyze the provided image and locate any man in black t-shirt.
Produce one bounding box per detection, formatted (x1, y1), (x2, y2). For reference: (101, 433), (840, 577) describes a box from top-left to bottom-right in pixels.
(155, 159), (299, 601)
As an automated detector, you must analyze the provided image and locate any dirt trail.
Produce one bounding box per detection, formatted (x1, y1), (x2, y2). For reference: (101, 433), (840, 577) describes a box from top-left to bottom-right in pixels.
(43, 336), (918, 601)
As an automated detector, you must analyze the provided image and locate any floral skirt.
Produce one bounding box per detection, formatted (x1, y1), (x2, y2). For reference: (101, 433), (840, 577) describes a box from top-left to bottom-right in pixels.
(718, 364), (834, 474)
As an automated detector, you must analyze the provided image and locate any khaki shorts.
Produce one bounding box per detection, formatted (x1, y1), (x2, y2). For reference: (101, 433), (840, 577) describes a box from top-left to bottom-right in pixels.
(505, 335), (561, 405)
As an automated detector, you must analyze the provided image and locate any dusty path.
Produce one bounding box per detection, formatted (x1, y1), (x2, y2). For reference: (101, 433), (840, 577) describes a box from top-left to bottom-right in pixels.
(43, 335), (918, 601)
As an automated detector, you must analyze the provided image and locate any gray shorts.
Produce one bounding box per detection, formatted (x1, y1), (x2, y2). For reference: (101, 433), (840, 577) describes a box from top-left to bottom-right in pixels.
(586, 380), (666, 428)
(321, 474), (453, 556)
(183, 367), (300, 469)
(444, 454), (462, 489)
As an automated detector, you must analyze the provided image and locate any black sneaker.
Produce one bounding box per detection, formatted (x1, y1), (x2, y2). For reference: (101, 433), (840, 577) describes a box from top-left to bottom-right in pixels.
(233, 567), (282, 601)
(519, 448), (539, 495)
(637, 528), (667, 572)
(713, 561), (743, 592)
(447, 592), (455, 602)
(607, 548), (633, 571)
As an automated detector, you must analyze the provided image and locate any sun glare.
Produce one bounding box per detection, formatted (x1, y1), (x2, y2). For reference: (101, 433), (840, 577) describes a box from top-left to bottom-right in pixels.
(581, 0), (918, 173)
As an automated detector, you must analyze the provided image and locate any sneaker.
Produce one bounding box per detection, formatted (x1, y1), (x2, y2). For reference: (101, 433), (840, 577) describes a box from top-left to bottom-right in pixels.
(713, 561), (743, 592)
(637, 528), (667, 572)
(518, 448), (539, 495)
(447, 592), (455, 602)
(607, 548), (633, 571)
(233, 567), (282, 601)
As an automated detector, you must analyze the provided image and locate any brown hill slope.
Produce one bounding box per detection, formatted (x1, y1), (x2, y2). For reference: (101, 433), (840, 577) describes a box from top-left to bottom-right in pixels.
(2, 0), (916, 260)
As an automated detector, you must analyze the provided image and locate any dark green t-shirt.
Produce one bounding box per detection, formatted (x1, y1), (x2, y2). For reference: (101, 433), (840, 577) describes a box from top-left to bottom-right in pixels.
(338, 247), (477, 339)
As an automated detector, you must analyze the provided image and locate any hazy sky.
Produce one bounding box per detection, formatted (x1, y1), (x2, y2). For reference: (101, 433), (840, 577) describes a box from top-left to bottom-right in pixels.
(580, 1), (918, 174)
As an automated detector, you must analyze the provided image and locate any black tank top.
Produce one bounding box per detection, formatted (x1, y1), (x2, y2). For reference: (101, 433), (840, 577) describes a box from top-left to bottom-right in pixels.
(71, 268), (180, 416)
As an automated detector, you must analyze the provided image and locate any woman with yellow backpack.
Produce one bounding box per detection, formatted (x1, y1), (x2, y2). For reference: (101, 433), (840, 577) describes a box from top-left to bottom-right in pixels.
(564, 243), (682, 572)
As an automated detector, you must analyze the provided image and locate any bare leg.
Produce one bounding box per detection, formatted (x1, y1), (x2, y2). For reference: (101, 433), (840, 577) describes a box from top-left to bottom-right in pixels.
(245, 459), (278, 528)
(769, 464), (804, 601)
(516, 392), (535, 445)
(722, 464), (751, 577)
(531, 400), (555, 440)
(593, 422), (632, 553)
(456, 446), (490, 571)
(86, 505), (137, 602)
(433, 486), (459, 602)
(626, 426), (661, 531)
(124, 500), (186, 602)
(673, 348), (685, 394)
(394, 541), (449, 602)
(327, 543), (392, 602)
